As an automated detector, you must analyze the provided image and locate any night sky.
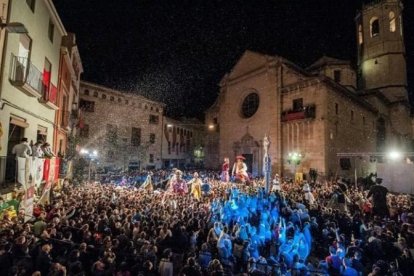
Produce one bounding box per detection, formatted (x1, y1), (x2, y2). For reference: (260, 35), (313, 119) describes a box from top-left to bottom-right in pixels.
(54, 0), (414, 119)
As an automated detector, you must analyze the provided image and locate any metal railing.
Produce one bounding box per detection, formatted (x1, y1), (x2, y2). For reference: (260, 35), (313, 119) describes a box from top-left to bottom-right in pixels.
(9, 54), (43, 93)
(282, 105), (316, 122)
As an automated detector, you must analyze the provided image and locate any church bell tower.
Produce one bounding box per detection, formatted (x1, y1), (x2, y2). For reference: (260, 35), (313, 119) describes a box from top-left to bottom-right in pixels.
(356, 0), (408, 102)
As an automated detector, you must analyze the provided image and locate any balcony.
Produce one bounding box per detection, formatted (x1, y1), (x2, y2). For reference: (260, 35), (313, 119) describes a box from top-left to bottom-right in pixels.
(282, 105), (316, 122)
(39, 83), (59, 110)
(9, 54), (43, 97)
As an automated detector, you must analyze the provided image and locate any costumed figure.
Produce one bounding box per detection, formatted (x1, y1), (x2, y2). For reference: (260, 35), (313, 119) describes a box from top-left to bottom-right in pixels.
(188, 172), (202, 200)
(165, 168), (178, 192)
(171, 170), (188, 195)
(232, 155), (250, 184)
(140, 172), (154, 192)
(220, 157), (230, 184)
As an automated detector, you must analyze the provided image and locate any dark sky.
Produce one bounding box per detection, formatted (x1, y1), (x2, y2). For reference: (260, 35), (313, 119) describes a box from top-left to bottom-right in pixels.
(54, 0), (414, 119)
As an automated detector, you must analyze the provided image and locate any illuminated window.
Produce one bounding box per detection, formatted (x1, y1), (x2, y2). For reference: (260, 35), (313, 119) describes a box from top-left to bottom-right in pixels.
(370, 17), (380, 37)
(241, 93), (260, 118)
(358, 24), (363, 45)
(389, 11), (396, 32)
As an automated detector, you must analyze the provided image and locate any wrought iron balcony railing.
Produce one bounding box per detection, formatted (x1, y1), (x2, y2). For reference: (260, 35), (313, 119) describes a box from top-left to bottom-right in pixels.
(282, 104), (316, 122)
(9, 54), (43, 96)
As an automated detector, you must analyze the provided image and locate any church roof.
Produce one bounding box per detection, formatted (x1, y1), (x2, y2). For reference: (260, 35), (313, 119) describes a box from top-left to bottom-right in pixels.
(307, 55), (351, 71)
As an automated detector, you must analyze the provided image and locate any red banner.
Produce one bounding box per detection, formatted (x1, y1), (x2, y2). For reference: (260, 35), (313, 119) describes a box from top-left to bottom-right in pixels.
(49, 83), (58, 105)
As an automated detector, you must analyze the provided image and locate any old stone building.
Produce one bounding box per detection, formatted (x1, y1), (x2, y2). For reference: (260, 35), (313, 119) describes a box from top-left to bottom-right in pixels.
(205, 0), (413, 179)
(79, 81), (165, 170)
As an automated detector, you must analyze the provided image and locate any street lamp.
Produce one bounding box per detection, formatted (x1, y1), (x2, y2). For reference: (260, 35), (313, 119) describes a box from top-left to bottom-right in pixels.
(0, 22), (28, 34)
(288, 152), (302, 179)
(80, 148), (98, 183)
(387, 150), (402, 161)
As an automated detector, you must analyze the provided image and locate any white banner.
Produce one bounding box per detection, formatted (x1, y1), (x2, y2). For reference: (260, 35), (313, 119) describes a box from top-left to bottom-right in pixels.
(33, 157), (44, 188)
(17, 157), (29, 188)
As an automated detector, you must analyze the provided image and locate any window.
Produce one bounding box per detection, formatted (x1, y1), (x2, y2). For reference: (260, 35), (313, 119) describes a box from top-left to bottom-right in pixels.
(118, 98), (122, 103)
(37, 126), (47, 142)
(48, 19), (54, 42)
(149, 133), (156, 144)
(106, 124), (118, 144)
(351, 110), (354, 121)
(79, 99), (95, 112)
(26, 0), (35, 12)
(292, 98), (303, 111)
(363, 116), (366, 125)
(102, 94), (107, 99)
(334, 70), (341, 83)
(93, 91), (98, 97)
(399, 15), (403, 36)
(131, 127), (141, 146)
(389, 11), (396, 32)
(241, 93), (260, 118)
(370, 17), (380, 37)
(358, 24), (363, 45)
(43, 58), (52, 98)
(149, 154), (154, 163)
(335, 103), (339, 115)
(110, 96), (114, 101)
(149, 115), (159, 124)
(80, 124), (89, 138)
(107, 150), (114, 159)
(84, 89), (89, 96)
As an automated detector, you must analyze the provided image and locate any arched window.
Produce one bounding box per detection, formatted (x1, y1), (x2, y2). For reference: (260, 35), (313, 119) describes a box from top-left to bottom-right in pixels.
(358, 24), (363, 45)
(102, 94), (107, 99)
(84, 89), (89, 95)
(370, 17), (380, 37)
(389, 11), (396, 32)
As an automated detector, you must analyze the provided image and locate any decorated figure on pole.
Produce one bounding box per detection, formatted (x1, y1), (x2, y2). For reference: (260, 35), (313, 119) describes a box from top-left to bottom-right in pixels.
(232, 155), (250, 184)
(263, 134), (272, 193)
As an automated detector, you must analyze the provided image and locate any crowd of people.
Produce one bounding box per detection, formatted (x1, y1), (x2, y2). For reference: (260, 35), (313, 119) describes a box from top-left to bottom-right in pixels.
(0, 167), (413, 276)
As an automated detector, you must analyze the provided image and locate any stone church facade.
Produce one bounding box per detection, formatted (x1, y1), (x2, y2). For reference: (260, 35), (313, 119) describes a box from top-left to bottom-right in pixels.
(205, 0), (413, 179)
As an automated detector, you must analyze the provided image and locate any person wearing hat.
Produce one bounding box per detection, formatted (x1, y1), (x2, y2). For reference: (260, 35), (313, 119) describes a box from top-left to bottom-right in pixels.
(232, 155), (250, 184)
(367, 178), (389, 217)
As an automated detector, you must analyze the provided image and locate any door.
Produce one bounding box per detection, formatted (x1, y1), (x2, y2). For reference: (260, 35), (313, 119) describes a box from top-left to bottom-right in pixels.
(5, 123), (24, 182)
(244, 153), (253, 176)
